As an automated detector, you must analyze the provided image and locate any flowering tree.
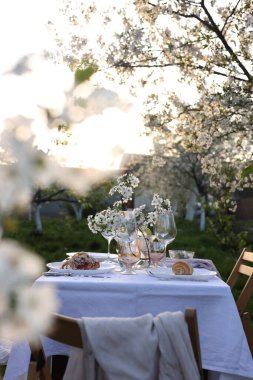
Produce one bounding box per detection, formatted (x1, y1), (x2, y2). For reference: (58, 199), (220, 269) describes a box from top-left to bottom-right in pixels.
(51, 0), (253, 213)
(31, 186), (90, 234)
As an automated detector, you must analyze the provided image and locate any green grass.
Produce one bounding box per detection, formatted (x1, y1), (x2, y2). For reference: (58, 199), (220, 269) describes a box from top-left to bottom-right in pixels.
(4, 217), (108, 266)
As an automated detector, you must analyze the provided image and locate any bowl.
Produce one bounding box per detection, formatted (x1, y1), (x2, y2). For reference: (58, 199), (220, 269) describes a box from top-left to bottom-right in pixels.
(169, 250), (195, 259)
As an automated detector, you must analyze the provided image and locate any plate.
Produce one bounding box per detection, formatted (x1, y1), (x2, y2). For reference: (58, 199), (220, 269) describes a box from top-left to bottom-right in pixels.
(47, 261), (116, 275)
(146, 267), (217, 281)
(66, 252), (118, 262)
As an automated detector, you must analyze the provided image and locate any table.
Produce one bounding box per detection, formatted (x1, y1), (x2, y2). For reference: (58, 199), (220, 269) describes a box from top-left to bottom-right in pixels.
(4, 268), (253, 380)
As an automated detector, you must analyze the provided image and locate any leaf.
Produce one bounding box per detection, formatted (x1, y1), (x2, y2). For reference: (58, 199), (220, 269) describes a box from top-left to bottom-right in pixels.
(241, 162), (253, 178)
(75, 65), (97, 84)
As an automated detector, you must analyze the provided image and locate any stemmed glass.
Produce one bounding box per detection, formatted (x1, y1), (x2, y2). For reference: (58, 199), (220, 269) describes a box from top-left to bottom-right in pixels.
(115, 210), (137, 244)
(154, 210), (177, 257)
(117, 239), (140, 275)
(150, 239), (166, 267)
(115, 210), (139, 274)
(101, 230), (115, 263)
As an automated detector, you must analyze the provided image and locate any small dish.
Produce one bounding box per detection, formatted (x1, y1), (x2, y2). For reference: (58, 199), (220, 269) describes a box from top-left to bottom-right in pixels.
(147, 267), (217, 281)
(169, 250), (195, 259)
(46, 261), (116, 275)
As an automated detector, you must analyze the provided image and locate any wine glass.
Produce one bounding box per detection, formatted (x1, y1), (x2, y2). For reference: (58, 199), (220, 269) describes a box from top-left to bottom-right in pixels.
(150, 239), (166, 267)
(154, 211), (177, 256)
(135, 236), (151, 269)
(117, 239), (141, 275)
(115, 210), (137, 244)
(101, 230), (115, 263)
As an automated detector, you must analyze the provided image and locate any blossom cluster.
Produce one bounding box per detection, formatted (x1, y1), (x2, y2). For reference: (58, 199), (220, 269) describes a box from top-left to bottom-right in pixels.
(87, 208), (119, 234)
(109, 173), (140, 205)
(88, 174), (173, 236)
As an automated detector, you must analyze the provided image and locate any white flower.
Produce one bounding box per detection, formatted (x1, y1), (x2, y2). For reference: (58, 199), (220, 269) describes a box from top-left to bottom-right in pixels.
(88, 174), (173, 236)
(109, 173), (140, 203)
(151, 193), (163, 207)
(0, 285), (58, 342)
(88, 208), (119, 234)
(0, 239), (58, 341)
(0, 240), (43, 288)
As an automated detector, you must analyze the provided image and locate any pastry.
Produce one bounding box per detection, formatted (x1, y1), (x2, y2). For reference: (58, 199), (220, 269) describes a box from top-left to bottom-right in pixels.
(61, 252), (100, 270)
(172, 261), (193, 275)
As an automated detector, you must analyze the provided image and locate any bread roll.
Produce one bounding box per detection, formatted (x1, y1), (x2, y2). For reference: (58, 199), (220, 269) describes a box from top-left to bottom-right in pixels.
(172, 261), (193, 275)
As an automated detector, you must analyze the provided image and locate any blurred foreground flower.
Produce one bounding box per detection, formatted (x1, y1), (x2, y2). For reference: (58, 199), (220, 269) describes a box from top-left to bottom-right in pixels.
(0, 51), (127, 341)
(0, 240), (58, 342)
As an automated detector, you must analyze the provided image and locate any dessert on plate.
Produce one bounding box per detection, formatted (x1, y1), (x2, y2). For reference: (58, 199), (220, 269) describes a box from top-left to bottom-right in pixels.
(172, 261), (193, 275)
(61, 252), (100, 270)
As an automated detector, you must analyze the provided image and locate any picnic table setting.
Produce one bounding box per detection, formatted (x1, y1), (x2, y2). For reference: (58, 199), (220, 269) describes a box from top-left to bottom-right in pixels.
(4, 248), (253, 380)
(3, 174), (253, 380)
(2, 2), (253, 379)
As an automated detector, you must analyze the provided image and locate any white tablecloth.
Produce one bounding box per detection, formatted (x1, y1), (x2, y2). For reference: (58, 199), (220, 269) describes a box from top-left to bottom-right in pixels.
(4, 269), (253, 380)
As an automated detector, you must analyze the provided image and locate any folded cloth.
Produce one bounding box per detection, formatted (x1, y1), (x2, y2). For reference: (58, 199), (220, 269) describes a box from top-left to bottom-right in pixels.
(0, 339), (12, 365)
(64, 312), (200, 380)
(63, 314), (158, 380)
(165, 258), (221, 278)
(154, 311), (200, 380)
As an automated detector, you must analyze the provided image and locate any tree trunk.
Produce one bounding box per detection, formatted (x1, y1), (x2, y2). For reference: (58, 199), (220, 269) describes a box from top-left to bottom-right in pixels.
(185, 190), (197, 221)
(71, 203), (83, 221)
(34, 204), (43, 234)
(200, 198), (206, 232)
(28, 205), (32, 221)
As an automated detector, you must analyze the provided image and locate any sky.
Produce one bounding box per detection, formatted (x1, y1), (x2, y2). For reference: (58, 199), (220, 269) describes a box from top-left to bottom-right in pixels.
(0, 0), (153, 170)
(0, 0), (200, 171)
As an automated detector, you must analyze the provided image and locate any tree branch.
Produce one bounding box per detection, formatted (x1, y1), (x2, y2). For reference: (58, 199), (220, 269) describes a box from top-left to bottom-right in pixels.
(170, 1), (252, 81)
(172, 11), (214, 32)
(113, 60), (248, 82)
(221, 0), (241, 34)
(201, 0), (253, 81)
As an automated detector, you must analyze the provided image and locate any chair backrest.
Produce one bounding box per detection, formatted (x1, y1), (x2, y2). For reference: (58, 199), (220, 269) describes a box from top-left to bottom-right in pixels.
(47, 313), (83, 348)
(226, 248), (253, 358)
(226, 248), (253, 314)
(33, 308), (205, 380)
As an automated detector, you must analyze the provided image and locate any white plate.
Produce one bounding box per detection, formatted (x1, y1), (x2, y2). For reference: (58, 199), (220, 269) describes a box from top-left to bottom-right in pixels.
(47, 261), (116, 275)
(66, 252), (118, 262)
(146, 267), (217, 281)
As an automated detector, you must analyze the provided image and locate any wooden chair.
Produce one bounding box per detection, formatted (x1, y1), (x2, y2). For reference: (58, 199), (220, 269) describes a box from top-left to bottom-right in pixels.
(31, 308), (206, 380)
(226, 248), (253, 355)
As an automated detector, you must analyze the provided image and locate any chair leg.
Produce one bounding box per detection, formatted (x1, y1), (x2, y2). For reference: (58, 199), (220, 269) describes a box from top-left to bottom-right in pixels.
(31, 349), (52, 380)
(185, 308), (205, 380)
(241, 312), (253, 357)
(28, 361), (38, 380)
